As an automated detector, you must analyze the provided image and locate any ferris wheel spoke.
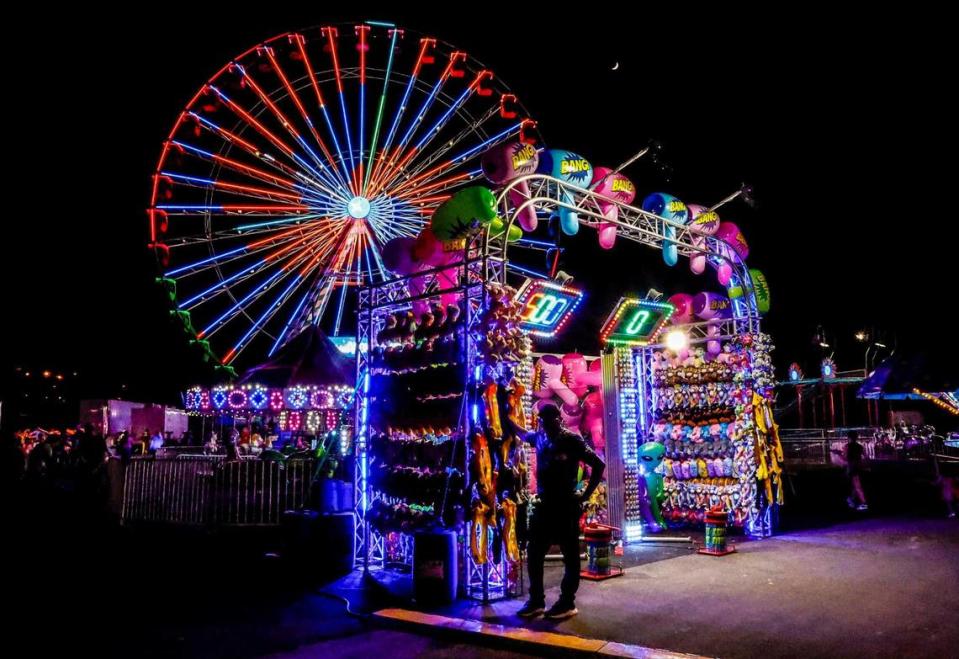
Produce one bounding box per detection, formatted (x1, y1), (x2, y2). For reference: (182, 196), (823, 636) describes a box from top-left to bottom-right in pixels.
(367, 38), (436, 193)
(207, 85), (346, 199)
(159, 170), (307, 205)
(394, 170), (477, 202)
(290, 34), (353, 190)
(177, 224), (332, 308)
(221, 270), (312, 364)
(403, 104), (499, 179)
(396, 69), (491, 183)
(363, 27), (401, 193)
(163, 214), (326, 249)
(197, 225), (339, 340)
(178, 115), (348, 203)
(197, 265), (294, 340)
(268, 271), (324, 356)
(165, 219), (330, 278)
(356, 25), (369, 192)
(229, 63), (347, 196)
(321, 26), (357, 194)
(375, 109), (502, 198)
(388, 122), (523, 199)
(168, 139), (298, 193)
(156, 204), (311, 215)
(375, 51), (468, 193)
(261, 42), (353, 193)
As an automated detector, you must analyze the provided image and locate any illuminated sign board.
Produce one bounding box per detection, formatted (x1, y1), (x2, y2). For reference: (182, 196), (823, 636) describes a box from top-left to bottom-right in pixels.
(600, 298), (675, 347)
(515, 280), (584, 338)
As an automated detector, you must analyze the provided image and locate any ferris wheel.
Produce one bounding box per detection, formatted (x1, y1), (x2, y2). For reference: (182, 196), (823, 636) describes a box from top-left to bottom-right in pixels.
(149, 22), (540, 369)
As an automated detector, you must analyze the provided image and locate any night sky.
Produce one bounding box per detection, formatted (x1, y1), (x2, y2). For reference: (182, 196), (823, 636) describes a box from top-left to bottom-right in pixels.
(4, 5), (954, 409)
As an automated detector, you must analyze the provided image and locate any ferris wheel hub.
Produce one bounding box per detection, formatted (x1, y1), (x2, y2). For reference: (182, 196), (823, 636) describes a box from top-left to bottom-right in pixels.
(347, 196), (371, 219)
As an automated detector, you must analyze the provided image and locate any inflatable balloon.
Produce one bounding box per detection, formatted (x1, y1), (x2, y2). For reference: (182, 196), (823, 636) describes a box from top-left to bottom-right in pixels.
(562, 353), (590, 397)
(642, 193), (689, 266)
(693, 292), (732, 320)
(538, 149), (593, 236)
(591, 167), (636, 249)
(686, 204), (721, 275)
(560, 403), (583, 430)
(668, 293), (695, 324)
(381, 236), (416, 275)
(582, 391), (605, 453)
(412, 227), (445, 265)
(481, 142), (539, 231)
(430, 186), (498, 243)
(580, 356), (603, 388)
(714, 222), (749, 260)
(488, 217), (523, 242)
(533, 354), (579, 406)
(728, 268), (770, 314)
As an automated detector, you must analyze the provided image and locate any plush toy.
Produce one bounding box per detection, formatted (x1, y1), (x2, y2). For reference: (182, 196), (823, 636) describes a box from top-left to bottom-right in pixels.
(639, 441), (667, 531)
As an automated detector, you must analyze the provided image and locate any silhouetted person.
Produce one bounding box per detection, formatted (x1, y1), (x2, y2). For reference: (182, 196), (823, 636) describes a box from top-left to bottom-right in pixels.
(835, 430), (868, 510)
(516, 404), (605, 620)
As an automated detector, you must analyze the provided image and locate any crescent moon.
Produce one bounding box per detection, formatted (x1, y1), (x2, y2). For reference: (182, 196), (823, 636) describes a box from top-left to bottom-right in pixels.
(612, 61), (619, 71)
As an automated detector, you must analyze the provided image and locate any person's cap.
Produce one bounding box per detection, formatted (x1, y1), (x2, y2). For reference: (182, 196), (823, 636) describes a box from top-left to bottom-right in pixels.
(537, 405), (561, 421)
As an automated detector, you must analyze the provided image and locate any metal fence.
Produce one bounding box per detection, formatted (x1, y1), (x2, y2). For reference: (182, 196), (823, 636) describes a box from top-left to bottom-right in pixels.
(779, 427), (938, 467)
(120, 455), (316, 527)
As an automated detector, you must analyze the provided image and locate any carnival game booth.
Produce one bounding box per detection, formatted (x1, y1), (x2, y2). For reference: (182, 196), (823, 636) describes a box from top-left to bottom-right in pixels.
(353, 155), (783, 605)
(484, 148), (783, 541)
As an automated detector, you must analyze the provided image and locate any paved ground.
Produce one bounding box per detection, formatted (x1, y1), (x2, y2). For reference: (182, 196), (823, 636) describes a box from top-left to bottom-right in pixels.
(9, 473), (957, 658)
(423, 516), (959, 658)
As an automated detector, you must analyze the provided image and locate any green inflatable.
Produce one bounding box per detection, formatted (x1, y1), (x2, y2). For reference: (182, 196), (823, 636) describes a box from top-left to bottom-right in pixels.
(430, 186), (522, 243)
(727, 268), (770, 314)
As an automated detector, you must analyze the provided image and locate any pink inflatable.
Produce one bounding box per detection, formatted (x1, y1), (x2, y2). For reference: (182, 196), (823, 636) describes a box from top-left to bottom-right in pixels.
(686, 204), (721, 275)
(481, 141), (540, 232)
(590, 167), (636, 249)
(667, 293), (695, 324)
(581, 391), (604, 453)
(534, 354), (579, 406)
(562, 353), (589, 397)
(714, 222), (749, 260)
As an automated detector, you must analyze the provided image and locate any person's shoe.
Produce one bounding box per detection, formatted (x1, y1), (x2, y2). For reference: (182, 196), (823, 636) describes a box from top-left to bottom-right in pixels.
(545, 601), (578, 619)
(947, 511), (956, 519)
(846, 497), (856, 509)
(516, 600), (545, 617)
(856, 504), (869, 511)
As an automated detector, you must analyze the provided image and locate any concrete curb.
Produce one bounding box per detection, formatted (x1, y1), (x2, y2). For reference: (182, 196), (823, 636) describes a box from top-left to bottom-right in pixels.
(373, 608), (710, 658)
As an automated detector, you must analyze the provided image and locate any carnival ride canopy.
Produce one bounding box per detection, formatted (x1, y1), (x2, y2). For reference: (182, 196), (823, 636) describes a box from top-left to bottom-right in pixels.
(238, 326), (353, 388)
(859, 352), (959, 400)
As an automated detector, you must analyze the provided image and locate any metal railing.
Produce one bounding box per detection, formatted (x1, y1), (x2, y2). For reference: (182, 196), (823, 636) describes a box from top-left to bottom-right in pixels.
(779, 427), (939, 466)
(120, 455), (316, 527)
